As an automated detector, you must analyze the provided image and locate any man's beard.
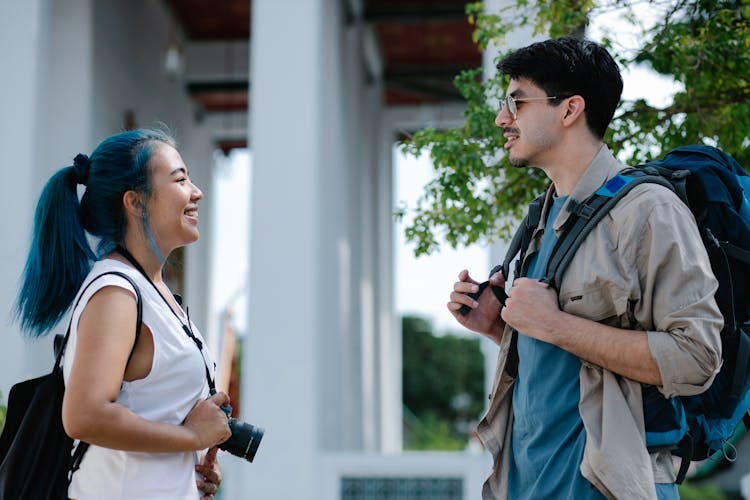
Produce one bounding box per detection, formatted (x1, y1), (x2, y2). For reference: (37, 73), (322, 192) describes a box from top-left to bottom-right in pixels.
(504, 127), (529, 167)
(508, 155), (529, 168)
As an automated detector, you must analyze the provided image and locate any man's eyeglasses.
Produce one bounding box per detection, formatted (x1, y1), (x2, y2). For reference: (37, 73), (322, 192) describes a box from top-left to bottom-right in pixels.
(499, 95), (568, 120)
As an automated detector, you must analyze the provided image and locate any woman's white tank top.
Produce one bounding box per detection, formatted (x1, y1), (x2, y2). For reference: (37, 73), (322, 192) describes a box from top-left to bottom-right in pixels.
(62, 259), (215, 500)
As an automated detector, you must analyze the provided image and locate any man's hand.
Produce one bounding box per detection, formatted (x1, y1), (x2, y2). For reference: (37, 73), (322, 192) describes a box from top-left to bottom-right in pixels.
(501, 278), (560, 342)
(500, 278), (665, 385)
(447, 269), (506, 344)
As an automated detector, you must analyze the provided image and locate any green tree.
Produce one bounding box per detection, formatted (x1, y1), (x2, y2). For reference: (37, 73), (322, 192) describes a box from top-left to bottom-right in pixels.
(402, 315), (485, 450)
(677, 480), (727, 500)
(0, 390), (6, 433)
(398, 0), (750, 256)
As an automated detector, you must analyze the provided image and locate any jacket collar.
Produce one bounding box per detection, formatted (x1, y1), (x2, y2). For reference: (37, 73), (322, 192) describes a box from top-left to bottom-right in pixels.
(543, 145), (626, 233)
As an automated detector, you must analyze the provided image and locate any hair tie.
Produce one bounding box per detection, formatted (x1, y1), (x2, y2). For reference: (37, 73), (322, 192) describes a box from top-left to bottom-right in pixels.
(72, 153), (91, 185)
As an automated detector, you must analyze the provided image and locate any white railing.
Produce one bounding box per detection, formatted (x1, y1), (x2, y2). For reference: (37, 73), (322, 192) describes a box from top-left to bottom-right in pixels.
(219, 450), (490, 499)
(321, 451), (490, 499)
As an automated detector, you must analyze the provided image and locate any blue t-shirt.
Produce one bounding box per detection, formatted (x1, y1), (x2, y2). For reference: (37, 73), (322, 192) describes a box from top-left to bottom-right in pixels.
(507, 195), (678, 500)
(508, 195), (605, 499)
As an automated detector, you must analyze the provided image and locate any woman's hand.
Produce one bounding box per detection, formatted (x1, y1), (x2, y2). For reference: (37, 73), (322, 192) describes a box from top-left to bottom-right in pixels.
(196, 447), (222, 499)
(183, 392), (232, 449)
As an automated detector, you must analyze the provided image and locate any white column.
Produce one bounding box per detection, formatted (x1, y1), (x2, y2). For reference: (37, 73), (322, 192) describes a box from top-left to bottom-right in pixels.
(37, 0), (94, 174)
(741, 472), (750, 499)
(182, 141), (216, 343)
(377, 120), (400, 453)
(0, 0), (95, 393)
(240, 0), (328, 497)
(0, 0), (47, 393)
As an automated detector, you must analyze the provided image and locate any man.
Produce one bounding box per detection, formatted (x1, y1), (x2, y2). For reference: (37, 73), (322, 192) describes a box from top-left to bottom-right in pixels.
(448, 37), (723, 499)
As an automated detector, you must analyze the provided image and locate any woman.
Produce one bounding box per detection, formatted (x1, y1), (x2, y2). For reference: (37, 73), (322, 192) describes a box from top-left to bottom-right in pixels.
(16, 129), (231, 499)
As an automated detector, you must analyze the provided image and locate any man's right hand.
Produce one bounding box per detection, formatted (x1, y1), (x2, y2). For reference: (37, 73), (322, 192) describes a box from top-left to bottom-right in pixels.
(447, 269), (506, 344)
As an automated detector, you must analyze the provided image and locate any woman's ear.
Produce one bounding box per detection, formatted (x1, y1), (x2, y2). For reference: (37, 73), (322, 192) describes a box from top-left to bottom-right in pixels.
(561, 95), (586, 127)
(122, 190), (144, 217)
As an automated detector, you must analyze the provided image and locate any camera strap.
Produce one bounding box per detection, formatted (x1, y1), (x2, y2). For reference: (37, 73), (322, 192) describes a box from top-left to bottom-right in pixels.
(115, 246), (216, 394)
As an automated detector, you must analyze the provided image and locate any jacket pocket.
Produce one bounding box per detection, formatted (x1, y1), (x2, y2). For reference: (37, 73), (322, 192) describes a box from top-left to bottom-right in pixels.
(560, 285), (618, 322)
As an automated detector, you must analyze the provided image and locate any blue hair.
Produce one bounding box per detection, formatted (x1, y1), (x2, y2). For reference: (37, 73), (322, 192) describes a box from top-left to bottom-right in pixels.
(17, 128), (175, 336)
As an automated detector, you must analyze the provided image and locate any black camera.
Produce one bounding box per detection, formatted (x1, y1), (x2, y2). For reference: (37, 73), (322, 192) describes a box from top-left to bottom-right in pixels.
(218, 405), (264, 462)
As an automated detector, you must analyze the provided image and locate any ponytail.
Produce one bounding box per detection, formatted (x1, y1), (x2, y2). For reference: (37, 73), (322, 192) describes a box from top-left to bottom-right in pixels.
(17, 163), (95, 336)
(16, 128), (175, 336)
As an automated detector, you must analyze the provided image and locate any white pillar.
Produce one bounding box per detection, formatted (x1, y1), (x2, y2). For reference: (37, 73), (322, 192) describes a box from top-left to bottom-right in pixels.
(0, 0), (47, 394)
(0, 0), (95, 393)
(241, 0), (329, 497)
(741, 472), (750, 499)
(37, 0), (94, 174)
(377, 120), (400, 453)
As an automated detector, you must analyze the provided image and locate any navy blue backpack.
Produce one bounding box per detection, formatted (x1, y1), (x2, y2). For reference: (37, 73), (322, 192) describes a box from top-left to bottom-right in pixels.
(467, 145), (750, 483)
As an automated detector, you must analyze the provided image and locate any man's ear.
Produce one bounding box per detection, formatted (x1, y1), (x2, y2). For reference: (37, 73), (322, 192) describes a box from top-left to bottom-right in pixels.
(561, 95), (586, 127)
(122, 190), (144, 217)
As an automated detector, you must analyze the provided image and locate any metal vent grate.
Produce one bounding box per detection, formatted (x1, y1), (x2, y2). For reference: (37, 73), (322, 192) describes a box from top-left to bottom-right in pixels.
(341, 477), (463, 500)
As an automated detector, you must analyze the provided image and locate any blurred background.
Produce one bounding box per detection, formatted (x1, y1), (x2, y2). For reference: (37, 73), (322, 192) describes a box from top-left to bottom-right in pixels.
(1, 1), (747, 499)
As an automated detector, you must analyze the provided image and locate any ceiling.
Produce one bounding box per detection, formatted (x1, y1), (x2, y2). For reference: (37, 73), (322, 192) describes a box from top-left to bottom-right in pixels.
(165, 0), (480, 150)
(365, 0), (481, 104)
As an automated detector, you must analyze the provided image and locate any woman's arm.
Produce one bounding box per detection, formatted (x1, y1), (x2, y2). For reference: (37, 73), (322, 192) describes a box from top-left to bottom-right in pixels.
(62, 286), (231, 451)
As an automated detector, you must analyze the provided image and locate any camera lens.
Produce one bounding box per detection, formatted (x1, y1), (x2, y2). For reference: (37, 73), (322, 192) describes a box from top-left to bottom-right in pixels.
(219, 418), (264, 462)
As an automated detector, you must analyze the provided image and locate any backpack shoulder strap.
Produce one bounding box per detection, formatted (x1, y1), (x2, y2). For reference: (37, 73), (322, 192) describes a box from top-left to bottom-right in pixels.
(497, 191), (547, 378)
(457, 191), (547, 317)
(55, 270), (143, 367)
(502, 190), (546, 279)
(542, 171), (677, 290)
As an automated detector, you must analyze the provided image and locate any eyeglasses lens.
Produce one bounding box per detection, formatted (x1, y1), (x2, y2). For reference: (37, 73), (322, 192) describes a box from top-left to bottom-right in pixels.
(502, 96), (517, 119)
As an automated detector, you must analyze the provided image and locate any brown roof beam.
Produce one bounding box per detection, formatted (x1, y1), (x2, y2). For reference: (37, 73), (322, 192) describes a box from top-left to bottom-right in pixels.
(186, 80), (249, 93)
(385, 66), (474, 80)
(385, 77), (462, 102)
(364, 4), (467, 22)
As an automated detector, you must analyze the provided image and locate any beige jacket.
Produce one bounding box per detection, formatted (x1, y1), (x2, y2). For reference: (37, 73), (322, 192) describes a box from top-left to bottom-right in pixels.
(477, 146), (723, 499)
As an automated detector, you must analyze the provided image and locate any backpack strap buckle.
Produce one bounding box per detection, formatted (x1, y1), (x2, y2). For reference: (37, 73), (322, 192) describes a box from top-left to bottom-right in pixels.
(574, 202), (596, 219)
(670, 169), (690, 180)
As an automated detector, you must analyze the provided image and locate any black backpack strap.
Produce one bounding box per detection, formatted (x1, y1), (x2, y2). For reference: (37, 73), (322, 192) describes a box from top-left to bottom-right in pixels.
(501, 194), (546, 377)
(719, 241), (750, 264)
(68, 440), (89, 482)
(674, 434), (694, 484)
(457, 193), (546, 316)
(58, 271), (144, 485)
(505, 192), (545, 280)
(704, 228), (739, 336)
(55, 271), (143, 367)
(541, 173), (676, 290)
(742, 410), (750, 431)
(732, 326), (750, 400)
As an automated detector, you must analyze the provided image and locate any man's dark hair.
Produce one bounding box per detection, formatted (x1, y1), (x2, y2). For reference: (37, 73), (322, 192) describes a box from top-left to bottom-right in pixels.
(497, 36), (623, 139)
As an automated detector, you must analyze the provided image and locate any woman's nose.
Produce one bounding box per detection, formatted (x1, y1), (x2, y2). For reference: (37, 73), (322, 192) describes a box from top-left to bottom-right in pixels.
(191, 182), (203, 200)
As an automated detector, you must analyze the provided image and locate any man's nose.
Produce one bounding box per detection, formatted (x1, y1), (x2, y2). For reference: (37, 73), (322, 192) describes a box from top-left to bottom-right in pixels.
(495, 107), (513, 127)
